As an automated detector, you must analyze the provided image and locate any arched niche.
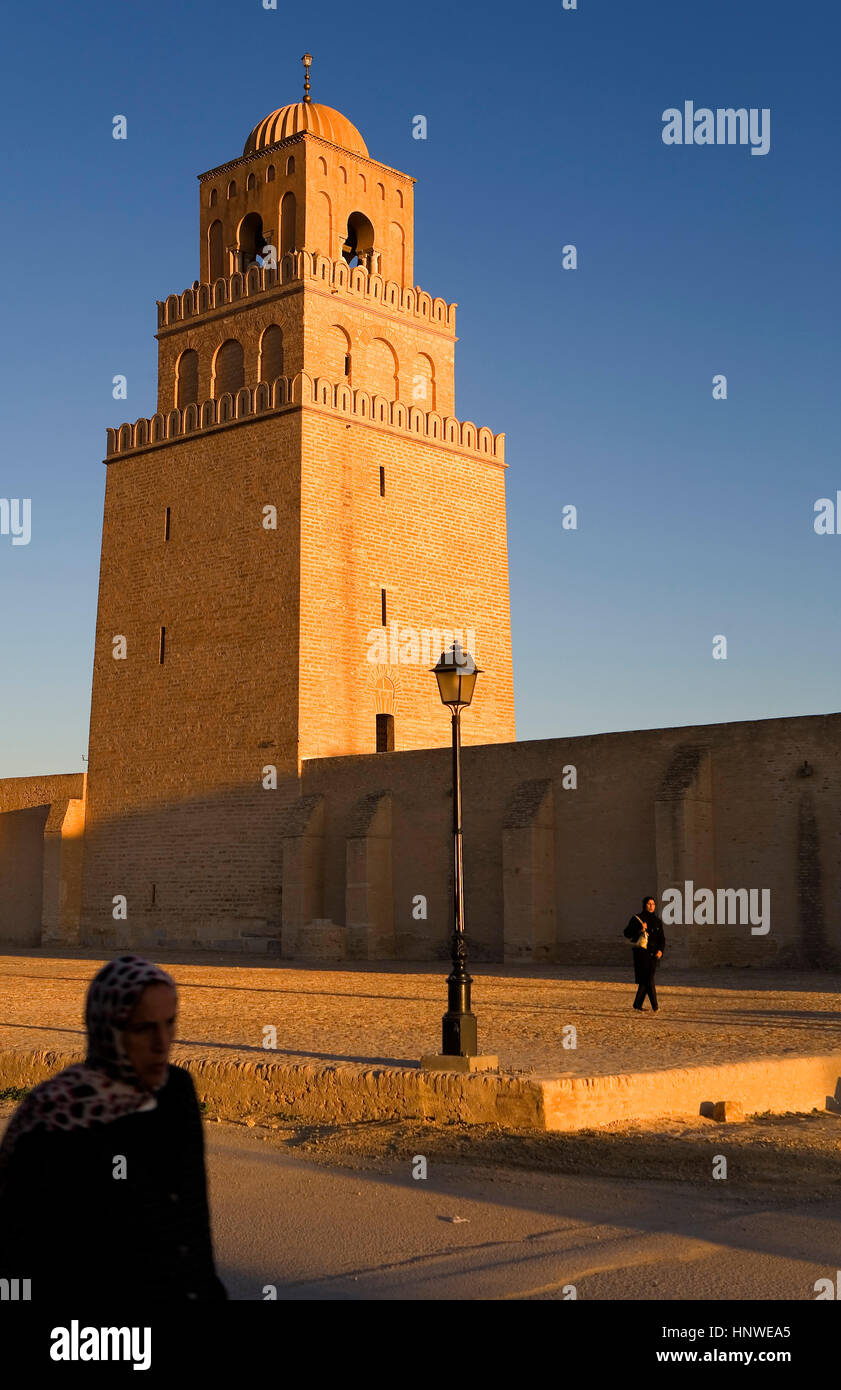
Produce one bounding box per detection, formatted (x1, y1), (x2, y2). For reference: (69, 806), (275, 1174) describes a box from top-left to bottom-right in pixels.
(212, 339), (245, 399)
(279, 191), (296, 256)
(208, 220), (224, 283)
(175, 349), (199, 409)
(259, 325), (284, 384)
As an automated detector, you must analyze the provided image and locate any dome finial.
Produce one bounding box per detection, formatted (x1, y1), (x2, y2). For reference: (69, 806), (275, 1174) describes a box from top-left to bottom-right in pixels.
(302, 53), (313, 104)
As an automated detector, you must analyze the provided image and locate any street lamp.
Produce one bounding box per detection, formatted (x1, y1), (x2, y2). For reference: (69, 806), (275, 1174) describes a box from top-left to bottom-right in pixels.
(433, 641), (481, 1056)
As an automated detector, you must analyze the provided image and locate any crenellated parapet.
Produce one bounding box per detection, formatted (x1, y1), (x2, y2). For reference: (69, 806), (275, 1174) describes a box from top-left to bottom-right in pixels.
(156, 251), (456, 334)
(106, 373), (504, 464)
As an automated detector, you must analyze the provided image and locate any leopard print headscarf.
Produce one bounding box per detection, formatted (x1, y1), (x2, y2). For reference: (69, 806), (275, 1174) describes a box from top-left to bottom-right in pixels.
(0, 955), (176, 1181)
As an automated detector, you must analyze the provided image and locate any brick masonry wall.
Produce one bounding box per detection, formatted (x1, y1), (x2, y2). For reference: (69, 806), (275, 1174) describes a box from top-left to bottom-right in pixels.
(298, 407), (516, 761)
(4, 716), (838, 965)
(0, 774), (85, 814)
(81, 414), (303, 948)
(0, 776), (84, 946)
(198, 131), (415, 290)
(300, 712), (841, 966)
(303, 289), (455, 416)
(156, 287), (305, 415)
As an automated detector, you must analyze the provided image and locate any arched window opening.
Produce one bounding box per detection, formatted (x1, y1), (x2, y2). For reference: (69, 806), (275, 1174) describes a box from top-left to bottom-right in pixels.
(209, 188), (218, 207)
(279, 191), (296, 255)
(326, 324), (352, 381)
(259, 325), (284, 384)
(227, 179), (237, 199)
(175, 349), (199, 409)
(212, 339), (245, 398)
(208, 220), (224, 281)
(376, 714), (394, 753)
(266, 164), (276, 182)
(286, 155), (295, 174)
(246, 172), (256, 191)
(342, 211), (375, 270)
(237, 211), (267, 272)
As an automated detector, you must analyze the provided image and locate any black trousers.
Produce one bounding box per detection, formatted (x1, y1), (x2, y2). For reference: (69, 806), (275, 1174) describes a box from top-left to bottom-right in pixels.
(633, 952), (658, 1010)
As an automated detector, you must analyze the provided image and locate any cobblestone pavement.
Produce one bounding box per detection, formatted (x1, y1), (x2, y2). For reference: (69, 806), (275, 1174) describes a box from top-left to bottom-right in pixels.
(0, 951), (838, 1076)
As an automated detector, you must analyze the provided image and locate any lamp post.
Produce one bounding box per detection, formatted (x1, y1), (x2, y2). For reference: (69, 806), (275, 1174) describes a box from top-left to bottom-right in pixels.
(432, 641), (481, 1056)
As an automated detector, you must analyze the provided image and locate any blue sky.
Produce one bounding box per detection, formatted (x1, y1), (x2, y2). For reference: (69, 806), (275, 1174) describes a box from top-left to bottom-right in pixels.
(1, 0), (838, 775)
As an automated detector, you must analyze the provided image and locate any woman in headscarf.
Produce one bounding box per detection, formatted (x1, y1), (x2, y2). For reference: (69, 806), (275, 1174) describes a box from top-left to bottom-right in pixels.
(623, 895), (666, 1012)
(0, 954), (226, 1303)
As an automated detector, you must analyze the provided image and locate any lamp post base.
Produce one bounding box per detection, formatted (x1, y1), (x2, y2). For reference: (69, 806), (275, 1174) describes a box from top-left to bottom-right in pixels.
(419, 1054), (499, 1073)
(442, 1006), (477, 1057)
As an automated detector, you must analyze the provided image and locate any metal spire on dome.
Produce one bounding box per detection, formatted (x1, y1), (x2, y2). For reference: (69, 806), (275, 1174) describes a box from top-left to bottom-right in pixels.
(302, 53), (313, 104)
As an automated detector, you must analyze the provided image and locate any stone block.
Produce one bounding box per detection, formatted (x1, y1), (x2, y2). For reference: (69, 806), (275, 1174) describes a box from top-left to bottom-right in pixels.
(419, 1054), (499, 1073)
(712, 1100), (744, 1122)
(294, 919), (346, 960)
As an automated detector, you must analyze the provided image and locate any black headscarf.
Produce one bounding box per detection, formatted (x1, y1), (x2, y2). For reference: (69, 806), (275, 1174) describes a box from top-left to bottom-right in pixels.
(0, 955), (176, 1187)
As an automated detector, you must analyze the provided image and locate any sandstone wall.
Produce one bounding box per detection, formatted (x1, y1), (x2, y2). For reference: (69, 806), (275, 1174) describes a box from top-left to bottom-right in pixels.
(296, 712), (841, 968)
(0, 775), (85, 946)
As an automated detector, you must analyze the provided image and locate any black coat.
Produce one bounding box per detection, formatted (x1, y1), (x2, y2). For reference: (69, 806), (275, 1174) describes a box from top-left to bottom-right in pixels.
(624, 914), (666, 982)
(0, 1063), (226, 1304)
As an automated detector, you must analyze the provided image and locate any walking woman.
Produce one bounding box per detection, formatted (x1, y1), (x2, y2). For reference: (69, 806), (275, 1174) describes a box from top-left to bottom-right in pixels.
(0, 954), (226, 1304)
(624, 895), (666, 1012)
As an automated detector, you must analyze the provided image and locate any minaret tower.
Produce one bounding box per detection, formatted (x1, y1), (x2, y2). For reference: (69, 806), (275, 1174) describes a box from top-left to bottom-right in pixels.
(82, 63), (514, 945)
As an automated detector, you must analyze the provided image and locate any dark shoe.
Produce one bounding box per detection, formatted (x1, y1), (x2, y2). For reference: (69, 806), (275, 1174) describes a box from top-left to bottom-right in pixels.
(651, 1007), (659, 1012)
(632, 1005), (643, 1011)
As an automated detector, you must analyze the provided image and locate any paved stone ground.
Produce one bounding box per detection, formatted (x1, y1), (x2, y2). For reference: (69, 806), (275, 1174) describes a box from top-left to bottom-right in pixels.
(0, 950), (838, 1077)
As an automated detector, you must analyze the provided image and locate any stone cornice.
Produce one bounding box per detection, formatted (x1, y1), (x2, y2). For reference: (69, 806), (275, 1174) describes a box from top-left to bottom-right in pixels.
(198, 130), (415, 186)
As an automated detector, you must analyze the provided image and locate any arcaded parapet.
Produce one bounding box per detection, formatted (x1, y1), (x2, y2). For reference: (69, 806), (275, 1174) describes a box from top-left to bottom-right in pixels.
(106, 374), (505, 464)
(156, 253), (456, 333)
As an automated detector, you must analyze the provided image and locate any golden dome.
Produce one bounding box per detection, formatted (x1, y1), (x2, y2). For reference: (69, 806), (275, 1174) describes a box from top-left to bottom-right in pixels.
(244, 102), (368, 157)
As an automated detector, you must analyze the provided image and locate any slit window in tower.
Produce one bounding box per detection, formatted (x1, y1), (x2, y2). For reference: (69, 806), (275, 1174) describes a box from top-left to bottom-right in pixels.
(159, 626), (166, 664)
(379, 467), (385, 497)
(376, 714), (394, 753)
(164, 506), (171, 541)
(381, 589), (387, 625)
(344, 354), (351, 376)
